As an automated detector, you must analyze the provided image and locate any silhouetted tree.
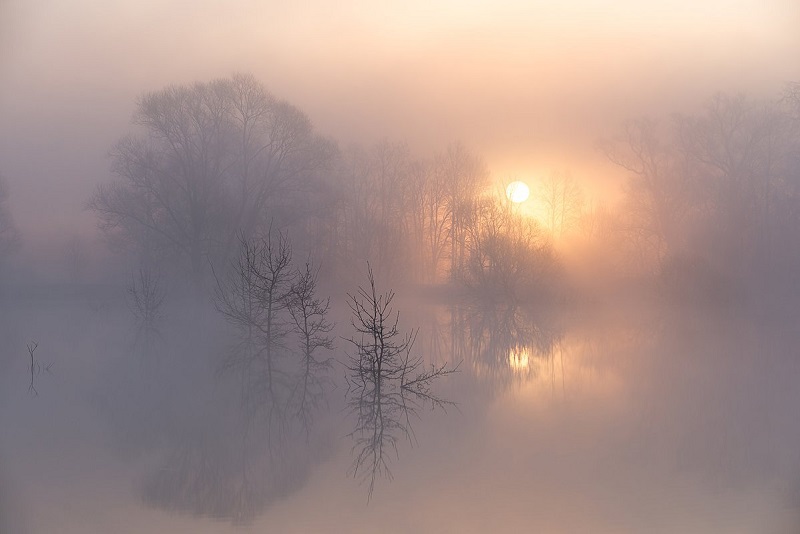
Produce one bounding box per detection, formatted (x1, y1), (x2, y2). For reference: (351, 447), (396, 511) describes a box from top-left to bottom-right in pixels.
(27, 341), (38, 396)
(322, 141), (490, 286)
(463, 198), (560, 303)
(405, 159), (443, 281)
(214, 229), (296, 443)
(287, 262), (335, 434)
(345, 265), (457, 499)
(435, 143), (490, 281)
(538, 170), (584, 239)
(598, 118), (689, 271)
(127, 266), (166, 351)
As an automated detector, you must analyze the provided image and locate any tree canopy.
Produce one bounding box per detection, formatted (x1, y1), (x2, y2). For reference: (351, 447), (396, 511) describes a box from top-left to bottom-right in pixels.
(89, 73), (336, 288)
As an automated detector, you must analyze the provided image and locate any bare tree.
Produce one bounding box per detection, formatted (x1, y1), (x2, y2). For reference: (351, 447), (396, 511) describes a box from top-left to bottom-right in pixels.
(434, 143), (490, 281)
(463, 198), (559, 303)
(673, 94), (800, 276)
(597, 91), (800, 301)
(91, 82), (234, 287)
(254, 229), (294, 417)
(287, 262), (335, 435)
(27, 341), (39, 396)
(331, 142), (416, 283)
(322, 141), (489, 286)
(214, 229), (296, 442)
(598, 118), (690, 270)
(404, 159), (438, 281)
(224, 74), (337, 248)
(89, 74), (336, 289)
(214, 235), (264, 398)
(345, 265), (457, 499)
(538, 170), (584, 239)
(128, 266), (166, 348)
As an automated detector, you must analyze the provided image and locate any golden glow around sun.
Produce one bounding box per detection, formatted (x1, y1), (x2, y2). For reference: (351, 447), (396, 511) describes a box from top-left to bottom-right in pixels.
(508, 346), (530, 373)
(506, 181), (530, 203)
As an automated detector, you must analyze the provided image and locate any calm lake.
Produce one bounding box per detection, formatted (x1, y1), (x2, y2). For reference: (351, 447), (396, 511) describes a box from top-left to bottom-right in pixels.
(2, 290), (799, 533)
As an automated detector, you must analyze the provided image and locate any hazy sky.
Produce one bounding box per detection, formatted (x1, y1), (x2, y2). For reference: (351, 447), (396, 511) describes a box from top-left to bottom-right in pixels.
(1, 0), (798, 244)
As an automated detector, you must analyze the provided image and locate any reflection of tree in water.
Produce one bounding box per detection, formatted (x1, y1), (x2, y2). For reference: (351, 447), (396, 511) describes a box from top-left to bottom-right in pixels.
(138, 334), (332, 523)
(450, 302), (564, 389)
(140, 234), (336, 523)
(345, 268), (458, 499)
(213, 232), (297, 447)
(286, 262), (335, 437)
(213, 232), (336, 443)
(94, 267), (168, 456)
(127, 266), (166, 374)
(141, 411), (322, 524)
(143, 435), (268, 523)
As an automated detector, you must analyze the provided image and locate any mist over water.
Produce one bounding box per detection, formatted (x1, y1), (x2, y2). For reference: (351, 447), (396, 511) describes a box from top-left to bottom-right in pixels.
(2, 1), (800, 533)
(3, 293), (800, 532)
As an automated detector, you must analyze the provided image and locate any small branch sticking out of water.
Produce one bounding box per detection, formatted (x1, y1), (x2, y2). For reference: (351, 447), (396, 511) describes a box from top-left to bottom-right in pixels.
(27, 341), (39, 396)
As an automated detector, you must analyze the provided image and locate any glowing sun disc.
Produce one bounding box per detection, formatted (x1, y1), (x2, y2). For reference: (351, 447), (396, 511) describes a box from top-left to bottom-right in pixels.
(506, 181), (530, 203)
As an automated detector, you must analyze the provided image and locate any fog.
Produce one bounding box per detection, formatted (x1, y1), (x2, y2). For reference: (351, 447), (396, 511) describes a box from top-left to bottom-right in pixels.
(2, 1), (800, 532)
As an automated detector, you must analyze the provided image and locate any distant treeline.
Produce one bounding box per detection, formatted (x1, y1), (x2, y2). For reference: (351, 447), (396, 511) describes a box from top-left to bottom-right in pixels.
(78, 74), (800, 305)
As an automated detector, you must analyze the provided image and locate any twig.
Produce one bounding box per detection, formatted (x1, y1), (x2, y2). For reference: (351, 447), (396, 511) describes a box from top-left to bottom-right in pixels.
(27, 341), (39, 396)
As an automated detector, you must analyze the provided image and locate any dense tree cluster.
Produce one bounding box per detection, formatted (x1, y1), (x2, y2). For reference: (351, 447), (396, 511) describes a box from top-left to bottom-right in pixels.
(89, 74), (336, 288)
(320, 141), (494, 285)
(88, 73), (800, 312)
(90, 74), (564, 299)
(463, 198), (560, 303)
(599, 90), (800, 303)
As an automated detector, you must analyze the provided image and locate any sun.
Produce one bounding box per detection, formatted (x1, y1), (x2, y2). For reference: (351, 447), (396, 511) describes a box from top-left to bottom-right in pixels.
(506, 181), (530, 203)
